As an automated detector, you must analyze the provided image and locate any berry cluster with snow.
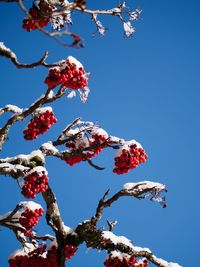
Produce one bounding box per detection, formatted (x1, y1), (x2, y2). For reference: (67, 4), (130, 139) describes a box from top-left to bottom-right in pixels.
(63, 127), (109, 166)
(104, 252), (148, 267)
(45, 56), (88, 90)
(22, 2), (53, 31)
(9, 244), (47, 267)
(113, 141), (148, 174)
(23, 108), (57, 140)
(22, 0), (72, 32)
(9, 242), (77, 267)
(19, 206), (43, 230)
(48, 243), (77, 264)
(21, 167), (48, 198)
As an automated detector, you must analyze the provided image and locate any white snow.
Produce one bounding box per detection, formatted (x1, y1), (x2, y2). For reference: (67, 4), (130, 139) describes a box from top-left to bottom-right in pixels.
(0, 150), (45, 168)
(78, 86), (90, 103)
(115, 140), (142, 157)
(109, 136), (125, 143)
(0, 201), (43, 223)
(47, 90), (54, 99)
(19, 201), (43, 211)
(5, 104), (23, 114)
(63, 224), (74, 235)
(74, 136), (90, 149)
(30, 150), (45, 163)
(78, 121), (94, 126)
(91, 126), (108, 138)
(102, 231), (152, 255)
(0, 42), (16, 59)
(123, 181), (166, 192)
(153, 257), (182, 267)
(67, 56), (83, 69)
(34, 106), (53, 115)
(131, 245), (151, 254)
(41, 142), (58, 154)
(67, 90), (76, 99)
(24, 166), (48, 177)
(8, 243), (39, 260)
(8, 248), (27, 259)
(102, 231), (133, 248)
(109, 250), (130, 260)
(123, 21), (135, 37)
(0, 162), (29, 173)
(67, 128), (80, 136)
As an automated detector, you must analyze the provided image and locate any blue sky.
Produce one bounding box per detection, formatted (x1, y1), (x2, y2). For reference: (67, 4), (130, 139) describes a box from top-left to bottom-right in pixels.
(0, 0), (200, 266)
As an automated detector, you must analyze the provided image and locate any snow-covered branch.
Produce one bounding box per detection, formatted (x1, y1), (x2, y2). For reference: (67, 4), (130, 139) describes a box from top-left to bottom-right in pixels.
(74, 221), (182, 267)
(0, 42), (56, 68)
(0, 86), (67, 151)
(0, 162), (29, 178)
(91, 181), (167, 226)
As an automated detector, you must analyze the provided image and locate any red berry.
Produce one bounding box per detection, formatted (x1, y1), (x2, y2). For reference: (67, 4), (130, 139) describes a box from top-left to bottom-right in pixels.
(23, 109), (57, 140)
(113, 142), (148, 175)
(21, 168), (48, 198)
(44, 57), (88, 90)
(22, 4), (53, 32)
(63, 131), (108, 166)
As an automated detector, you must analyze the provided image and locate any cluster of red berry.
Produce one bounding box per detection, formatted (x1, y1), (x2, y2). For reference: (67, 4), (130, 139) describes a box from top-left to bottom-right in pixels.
(23, 109), (57, 140)
(19, 207), (44, 230)
(22, 2), (53, 32)
(9, 244), (77, 267)
(21, 168), (48, 198)
(9, 245), (46, 267)
(104, 255), (148, 267)
(113, 143), (148, 174)
(9, 255), (29, 267)
(44, 57), (88, 90)
(48, 244), (77, 264)
(63, 133), (108, 166)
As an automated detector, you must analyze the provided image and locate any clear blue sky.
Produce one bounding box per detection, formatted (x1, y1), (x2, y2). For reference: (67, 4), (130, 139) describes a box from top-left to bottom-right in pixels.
(0, 0), (200, 266)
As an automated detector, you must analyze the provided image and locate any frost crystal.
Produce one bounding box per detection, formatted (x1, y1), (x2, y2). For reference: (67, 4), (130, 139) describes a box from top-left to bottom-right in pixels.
(78, 86), (90, 103)
(123, 21), (135, 37)
(96, 20), (106, 35)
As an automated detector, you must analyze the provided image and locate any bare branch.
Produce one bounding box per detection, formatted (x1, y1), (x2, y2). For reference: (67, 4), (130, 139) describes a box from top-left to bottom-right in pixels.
(0, 0), (17, 2)
(87, 159), (105, 170)
(57, 117), (81, 141)
(0, 204), (22, 224)
(106, 220), (117, 232)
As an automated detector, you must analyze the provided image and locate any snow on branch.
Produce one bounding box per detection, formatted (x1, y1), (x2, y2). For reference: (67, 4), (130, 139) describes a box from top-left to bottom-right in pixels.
(91, 181), (167, 226)
(0, 42), (56, 68)
(13, 0), (142, 46)
(0, 104), (23, 115)
(102, 231), (182, 267)
(74, 221), (182, 267)
(123, 181), (167, 207)
(0, 85), (68, 151)
(0, 162), (29, 178)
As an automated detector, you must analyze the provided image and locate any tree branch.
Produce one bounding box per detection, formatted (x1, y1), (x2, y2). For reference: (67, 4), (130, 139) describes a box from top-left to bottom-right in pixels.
(0, 85), (68, 151)
(0, 42), (58, 68)
(91, 181), (167, 226)
(42, 185), (69, 266)
(75, 221), (181, 267)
